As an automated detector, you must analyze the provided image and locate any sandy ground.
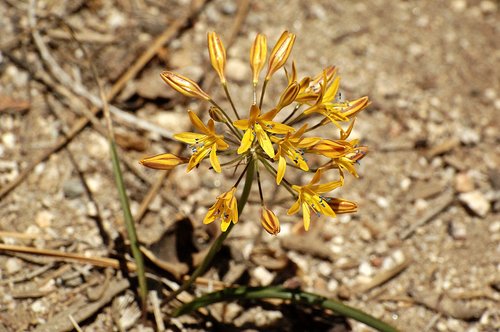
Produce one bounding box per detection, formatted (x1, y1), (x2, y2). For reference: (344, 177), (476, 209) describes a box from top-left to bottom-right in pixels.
(0, 0), (499, 331)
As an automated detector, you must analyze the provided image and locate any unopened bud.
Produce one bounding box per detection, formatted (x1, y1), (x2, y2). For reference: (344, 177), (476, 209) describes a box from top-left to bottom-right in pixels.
(277, 81), (300, 109)
(327, 198), (358, 214)
(160, 71), (210, 101)
(250, 33), (267, 85)
(261, 207), (280, 236)
(140, 153), (187, 170)
(208, 106), (225, 123)
(342, 96), (370, 118)
(207, 32), (227, 84)
(265, 31), (295, 81)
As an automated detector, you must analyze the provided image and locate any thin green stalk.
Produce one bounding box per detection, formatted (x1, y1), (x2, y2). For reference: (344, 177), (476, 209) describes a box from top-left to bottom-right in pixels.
(209, 99), (242, 139)
(109, 141), (148, 311)
(174, 286), (399, 332)
(223, 83), (240, 120)
(166, 159), (255, 303)
(259, 79), (269, 109)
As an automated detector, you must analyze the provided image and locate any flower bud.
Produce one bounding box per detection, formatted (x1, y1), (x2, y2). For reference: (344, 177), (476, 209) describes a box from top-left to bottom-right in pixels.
(261, 207), (280, 236)
(342, 96), (370, 118)
(160, 71), (210, 101)
(265, 31), (295, 81)
(140, 153), (187, 170)
(207, 32), (227, 84)
(277, 81), (300, 110)
(250, 33), (267, 85)
(208, 106), (225, 123)
(326, 198), (358, 214)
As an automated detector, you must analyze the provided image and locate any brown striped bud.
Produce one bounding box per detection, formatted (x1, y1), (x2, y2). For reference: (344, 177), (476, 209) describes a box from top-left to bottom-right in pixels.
(250, 33), (267, 85)
(326, 198), (358, 214)
(208, 106), (225, 123)
(265, 31), (295, 81)
(139, 153), (187, 170)
(160, 71), (210, 101)
(277, 81), (300, 110)
(207, 32), (227, 84)
(260, 207), (280, 236)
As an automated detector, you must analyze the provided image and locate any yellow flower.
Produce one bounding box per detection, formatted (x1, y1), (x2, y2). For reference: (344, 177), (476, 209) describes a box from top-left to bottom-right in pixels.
(300, 70), (370, 128)
(288, 169), (344, 231)
(233, 104), (294, 158)
(174, 111), (229, 173)
(207, 32), (227, 84)
(260, 206), (280, 236)
(295, 66), (337, 104)
(272, 124), (321, 184)
(309, 120), (368, 177)
(139, 153), (187, 170)
(250, 33), (267, 86)
(204, 187), (238, 232)
(160, 71), (211, 101)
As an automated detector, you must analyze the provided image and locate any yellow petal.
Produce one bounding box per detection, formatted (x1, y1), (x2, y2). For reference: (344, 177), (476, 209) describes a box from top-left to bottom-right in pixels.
(203, 205), (218, 224)
(221, 219), (231, 232)
(188, 110), (210, 134)
(260, 120), (295, 134)
(313, 178), (344, 194)
(174, 132), (206, 144)
(302, 202), (311, 231)
(210, 147), (221, 173)
(237, 129), (254, 154)
(287, 197), (301, 215)
(255, 124), (275, 158)
(233, 119), (250, 130)
(323, 76), (340, 102)
(276, 155), (286, 185)
(187, 147), (211, 172)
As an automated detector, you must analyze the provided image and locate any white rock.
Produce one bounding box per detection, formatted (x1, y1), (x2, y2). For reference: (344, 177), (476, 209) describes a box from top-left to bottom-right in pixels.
(488, 221), (500, 233)
(6, 257), (22, 274)
(358, 261), (374, 276)
(375, 197), (389, 208)
(2, 132), (16, 149)
(31, 299), (47, 313)
(480, 1), (497, 14)
(252, 266), (274, 286)
(35, 210), (53, 228)
(449, 220), (467, 240)
(459, 190), (490, 217)
(455, 172), (475, 193)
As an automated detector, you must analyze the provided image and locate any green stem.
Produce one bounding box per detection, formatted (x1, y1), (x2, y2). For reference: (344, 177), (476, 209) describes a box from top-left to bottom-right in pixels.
(223, 83), (240, 120)
(166, 159), (255, 302)
(174, 286), (399, 332)
(209, 99), (242, 139)
(259, 79), (269, 109)
(109, 140), (147, 312)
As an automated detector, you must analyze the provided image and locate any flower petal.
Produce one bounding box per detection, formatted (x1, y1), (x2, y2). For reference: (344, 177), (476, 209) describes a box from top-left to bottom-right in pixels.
(210, 146), (221, 173)
(187, 146), (211, 172)
(276, 155), (286, 185)
(188, 111), (210, 134)
(287, 197), (301, 215)
(233, 119), (250, 130)
(237, 129), (254, 154)
(255, 124), (275, 158)
(174, 132), (206, 144)
(302, 202), (311, 231)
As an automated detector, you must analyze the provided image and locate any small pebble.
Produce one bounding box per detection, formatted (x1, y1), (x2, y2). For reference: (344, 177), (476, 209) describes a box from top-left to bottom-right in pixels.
(459, 190), (490, 217)
(252, 266), (274, 286)
(2, 132), (16, 149)
(454, 172), (474, 193)
(358, 261), (375, 276)
(488, 221), (500, 233)
(63, 178), (85, 198)
(35, 210), (53, 228)
(449, 220), (467, 240)
(6, 257), (22, 274)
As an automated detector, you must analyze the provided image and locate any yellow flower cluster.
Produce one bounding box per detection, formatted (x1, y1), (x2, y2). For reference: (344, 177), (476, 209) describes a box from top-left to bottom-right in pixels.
(140, 31), (370, 235)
